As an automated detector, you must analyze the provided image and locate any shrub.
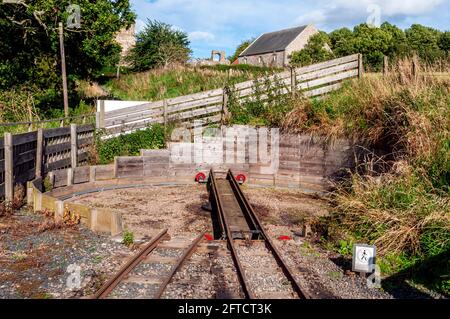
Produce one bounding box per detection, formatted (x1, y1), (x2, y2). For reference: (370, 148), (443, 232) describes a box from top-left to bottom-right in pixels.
(282, 57), (450, 295)
(96, 124), (166, 164)
(122, 230), (134, 246)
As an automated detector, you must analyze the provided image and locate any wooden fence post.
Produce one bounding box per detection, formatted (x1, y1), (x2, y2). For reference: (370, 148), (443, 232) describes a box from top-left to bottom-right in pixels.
(290, 67), (296, 97)
(221, 87), (229, 125)
(358, 53), (364, 79)
(383, 56), (388, 76)
(163, 99), (168, 128)
(412, 55), (419, 79)
(35, 128), (44, 178)
(70, 124), (77, 169)
(97, 100), (105, 129)
(4, 133), (13, 202)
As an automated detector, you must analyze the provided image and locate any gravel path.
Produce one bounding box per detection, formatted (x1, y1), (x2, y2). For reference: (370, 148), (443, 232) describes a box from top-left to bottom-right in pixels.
(69, 185), (212, 239)
(0, 209), (134, 299)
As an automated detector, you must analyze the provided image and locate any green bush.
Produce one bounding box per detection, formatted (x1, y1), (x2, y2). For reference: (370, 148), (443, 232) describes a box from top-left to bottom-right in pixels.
(122, 230), (134, 246)
(96, 124), (166, 164)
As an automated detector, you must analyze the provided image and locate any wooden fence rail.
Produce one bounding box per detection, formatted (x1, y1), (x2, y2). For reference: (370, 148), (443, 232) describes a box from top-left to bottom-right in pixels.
(0, 123), (95, 201)
(98, 54), (362, 135)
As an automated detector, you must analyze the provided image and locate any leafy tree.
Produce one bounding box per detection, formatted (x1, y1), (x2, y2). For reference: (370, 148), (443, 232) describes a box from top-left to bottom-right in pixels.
(229, 39), (253, 63)
(406, 24), (443, 62)
(156, 43), (191, 69)
(438, 31), (450, 54)
(351, 23), (392, 71)
(127, 20), (191, 71)
(380, 22), (409, 59)
(329, 27), (355, 57)
(0, 0), (135, 113)
(290, 31), (334, 66)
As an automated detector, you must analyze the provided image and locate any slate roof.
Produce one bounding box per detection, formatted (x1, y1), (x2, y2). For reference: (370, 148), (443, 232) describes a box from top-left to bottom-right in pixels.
(240, 25), (308, 57)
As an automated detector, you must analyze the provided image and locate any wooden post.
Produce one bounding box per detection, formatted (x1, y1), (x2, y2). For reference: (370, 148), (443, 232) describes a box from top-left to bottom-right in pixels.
(70, 124), (77, 169)
(290, 67), (296, 97)
(412, 55), (419, 79)
(4, 133), (13, 202)
(98, 100), (105, 129)
(59, 22), (69, 118)
(35, 128), (44, 178)
(383, 56), (388, 76)
(221, 87), (229, 125)
(27, 122), (33, 132)
(358, 53), (364, 79)
(163, 99), (168, 128)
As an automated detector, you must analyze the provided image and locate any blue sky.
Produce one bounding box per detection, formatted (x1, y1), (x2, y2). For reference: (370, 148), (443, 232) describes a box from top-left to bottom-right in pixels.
(131, 0), (450, 58)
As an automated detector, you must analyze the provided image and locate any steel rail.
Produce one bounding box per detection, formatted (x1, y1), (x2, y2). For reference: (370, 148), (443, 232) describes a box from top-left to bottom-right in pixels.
(228, 170), (310, 299)
(209, 169), (255, 299)
(154, 233), (205, 299)
(93, 229), (169, 299)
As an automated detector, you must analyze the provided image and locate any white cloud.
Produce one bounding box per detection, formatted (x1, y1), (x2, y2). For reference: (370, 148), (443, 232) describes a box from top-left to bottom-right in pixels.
(189, 31), (215, 42)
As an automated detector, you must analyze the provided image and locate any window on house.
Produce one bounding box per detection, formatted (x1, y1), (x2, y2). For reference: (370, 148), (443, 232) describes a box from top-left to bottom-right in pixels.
(273, 54), (277, 62)
(258, 56), (262, 64)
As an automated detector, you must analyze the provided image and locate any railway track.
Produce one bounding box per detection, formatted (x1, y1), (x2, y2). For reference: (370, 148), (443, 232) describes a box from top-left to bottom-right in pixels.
(93, 169), (309, 299)
(93, 229), (205, 299)
(208, 170), (309, 299)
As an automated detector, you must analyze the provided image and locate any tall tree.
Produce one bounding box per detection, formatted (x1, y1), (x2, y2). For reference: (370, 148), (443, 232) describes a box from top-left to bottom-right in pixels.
(290, 31), (334, 66)
(351, 23), (392, 71)
(380, 22), (408, 59)
(127, 20), (191, 71)
(406, 24), (443, 62)
(329, 27), (355, 57)
(0, 0), (135, 113)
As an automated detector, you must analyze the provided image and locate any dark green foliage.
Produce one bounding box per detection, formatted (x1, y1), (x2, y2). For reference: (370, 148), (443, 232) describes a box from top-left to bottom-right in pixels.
(439, 32), (450, 53)
(0, 0), (135, 114)
(406, 24), (444, 63)
(96, 124), (166, 164)
(127, 20), (191, 71)
(329, 27), (355, 57)
(293, 22), (449, 71)
(290, 31), (334, 66)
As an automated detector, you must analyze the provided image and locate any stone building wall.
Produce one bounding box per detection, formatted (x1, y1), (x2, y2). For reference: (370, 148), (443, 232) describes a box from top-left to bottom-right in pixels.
(237, 51), (285, 67)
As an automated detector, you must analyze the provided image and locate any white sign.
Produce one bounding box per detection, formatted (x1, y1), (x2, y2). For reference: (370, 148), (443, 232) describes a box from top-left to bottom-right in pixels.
(352, 244), (376, 273)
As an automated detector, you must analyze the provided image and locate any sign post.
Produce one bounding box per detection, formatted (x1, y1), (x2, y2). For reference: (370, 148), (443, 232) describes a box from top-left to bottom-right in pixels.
(352, 244), (376, 276)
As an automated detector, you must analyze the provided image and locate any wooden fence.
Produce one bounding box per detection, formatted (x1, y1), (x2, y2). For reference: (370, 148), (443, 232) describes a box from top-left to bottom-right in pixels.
(98, 54), (363, 135)
(0, 123), (95, 201)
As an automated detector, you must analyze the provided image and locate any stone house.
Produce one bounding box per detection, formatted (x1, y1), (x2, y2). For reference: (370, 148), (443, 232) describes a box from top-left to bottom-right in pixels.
(238, 24), (319, 67)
